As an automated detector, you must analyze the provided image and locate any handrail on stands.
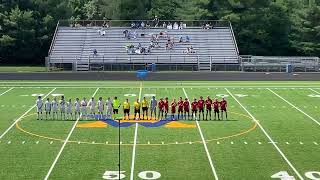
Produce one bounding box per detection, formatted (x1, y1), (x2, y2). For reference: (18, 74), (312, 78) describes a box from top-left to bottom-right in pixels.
(48, 20), (60, 56)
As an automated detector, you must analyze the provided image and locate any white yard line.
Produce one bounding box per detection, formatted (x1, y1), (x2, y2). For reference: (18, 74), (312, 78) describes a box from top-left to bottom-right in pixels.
(268, 88), (320, 126)
(0, 87), (14, 96)
(225, 88), (304, 180)
(44, 88), (99, 180)
(183, 88), (219, 180)
(310, 88), (320, 95)
(0, 88), (56, 139)
(129, 85), (142, 180)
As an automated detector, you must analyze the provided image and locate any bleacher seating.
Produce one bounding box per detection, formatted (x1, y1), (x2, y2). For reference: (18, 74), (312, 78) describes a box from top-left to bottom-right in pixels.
(49, 25), (239, 71)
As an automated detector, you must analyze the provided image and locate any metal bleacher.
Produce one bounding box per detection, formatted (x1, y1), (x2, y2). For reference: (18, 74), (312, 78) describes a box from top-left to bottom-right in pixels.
(48, 20), (240, 71)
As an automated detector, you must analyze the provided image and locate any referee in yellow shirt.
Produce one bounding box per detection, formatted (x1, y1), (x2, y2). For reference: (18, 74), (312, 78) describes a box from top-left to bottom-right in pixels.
(123, 99), (130, 120)
(141, 97), (149, 120)
(134, 99), (141, 120)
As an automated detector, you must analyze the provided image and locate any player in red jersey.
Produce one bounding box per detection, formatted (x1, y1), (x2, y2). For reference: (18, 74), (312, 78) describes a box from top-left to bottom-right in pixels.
(198, 96), (205, 120)
(177, 97), (184, 119)
(213, 98), (220, 120)
(183, 98), (190, 120)
(191, 98), (198, 119)
(205, 96), (213, 120)
(171, 99), (177, 119)
(220, 97), (228, 120)
(164, 97), (169, 118)
(158, 98), (165, 119)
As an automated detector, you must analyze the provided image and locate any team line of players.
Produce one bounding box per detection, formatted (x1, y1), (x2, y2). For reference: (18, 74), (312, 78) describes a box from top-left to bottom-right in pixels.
(35, 95), (228, 121)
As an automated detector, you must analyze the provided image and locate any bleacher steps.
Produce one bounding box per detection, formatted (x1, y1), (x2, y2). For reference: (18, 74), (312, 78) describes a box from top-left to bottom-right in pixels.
(198, 58), (212, 71)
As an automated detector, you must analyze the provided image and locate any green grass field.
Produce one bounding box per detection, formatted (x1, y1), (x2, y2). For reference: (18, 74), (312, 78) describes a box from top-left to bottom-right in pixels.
(0, 81), (319, 180)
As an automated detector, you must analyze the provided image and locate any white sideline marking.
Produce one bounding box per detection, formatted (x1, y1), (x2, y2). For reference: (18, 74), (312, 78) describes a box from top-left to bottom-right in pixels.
(0, 88), (56, 140)
(225, 88), (304, 180)
(44, 88), (99, 180)
(129, 85), (142, 180)
(268, 88), (320, 126)
(0, 87), (14, 96)
(183, 88), (219, 180)
(310, 88), (320, 95)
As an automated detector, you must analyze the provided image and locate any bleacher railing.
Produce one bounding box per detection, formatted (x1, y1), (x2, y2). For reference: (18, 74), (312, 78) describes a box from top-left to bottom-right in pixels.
(58, 20), (231, 28)
(48, 20), (60, 55)
(240, 56), (320, 72)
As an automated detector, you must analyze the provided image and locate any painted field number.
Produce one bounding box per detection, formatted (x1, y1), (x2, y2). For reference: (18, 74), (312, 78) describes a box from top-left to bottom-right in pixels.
(103, 170), (161, 179)
(271, 171), (320, 180)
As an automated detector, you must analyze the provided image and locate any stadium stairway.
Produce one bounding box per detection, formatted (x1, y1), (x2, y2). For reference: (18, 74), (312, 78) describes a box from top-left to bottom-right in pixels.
(49, 25), (239, 71)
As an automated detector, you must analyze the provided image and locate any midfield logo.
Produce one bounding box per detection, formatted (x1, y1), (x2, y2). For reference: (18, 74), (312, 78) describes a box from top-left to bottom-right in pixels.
(76, 115), (196, 129)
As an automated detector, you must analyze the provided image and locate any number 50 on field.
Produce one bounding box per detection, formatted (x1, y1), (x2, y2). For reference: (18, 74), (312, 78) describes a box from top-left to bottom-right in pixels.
(103, 170), (161, 179)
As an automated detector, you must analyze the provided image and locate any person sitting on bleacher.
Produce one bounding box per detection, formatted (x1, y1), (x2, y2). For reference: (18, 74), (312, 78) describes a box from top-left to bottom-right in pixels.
(162, 22), (167, 29)
(141, 21), (145, 29)
(167, 22), (173, 30)
(186, 36), (190, 43)
(173, 22), (179, 30)
(93, 49), (98, 57)
(153, 16), (160, 27)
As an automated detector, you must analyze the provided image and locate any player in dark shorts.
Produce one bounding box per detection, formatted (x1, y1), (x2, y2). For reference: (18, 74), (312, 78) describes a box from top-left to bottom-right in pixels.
(220, 97), (228, 120)
(213, 98), (220, 120)
(191, 98), (198, 120)
(205, 96), (213, 120)
(158, 98), (165, 119)
(177, 97), (184, 119)
(171, 99), (177, 119)
(198, 96), (205, 120)
(123, 99), (130, 120)
(183, 98), (190, 120)
(141, 97), (148, 120)
(164, 97), (169, 118)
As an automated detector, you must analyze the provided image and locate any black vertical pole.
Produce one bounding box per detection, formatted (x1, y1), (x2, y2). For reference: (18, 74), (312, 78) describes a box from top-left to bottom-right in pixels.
(118, 118), (120, 180)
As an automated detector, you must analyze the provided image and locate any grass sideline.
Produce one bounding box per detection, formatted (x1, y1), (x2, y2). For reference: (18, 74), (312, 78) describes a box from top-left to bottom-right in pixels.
(0, 81), (319, 179)
(0, 66), (46, 72)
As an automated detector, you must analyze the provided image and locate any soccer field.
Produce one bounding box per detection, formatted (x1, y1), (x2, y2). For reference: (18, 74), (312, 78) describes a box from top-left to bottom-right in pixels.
(0, 81), (319, 180)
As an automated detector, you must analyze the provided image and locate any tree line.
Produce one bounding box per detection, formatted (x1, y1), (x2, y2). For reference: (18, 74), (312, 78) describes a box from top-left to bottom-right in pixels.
(0, 0), (319, 65)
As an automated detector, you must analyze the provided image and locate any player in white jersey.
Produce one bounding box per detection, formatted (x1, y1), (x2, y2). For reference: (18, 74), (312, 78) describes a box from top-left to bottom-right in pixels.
(88, 97), (96, 116)
(74, 98), (81, 119)
(66, 99), (73, 120)
(106, 97), (113, 119)
(51, 97), (58, 120)
(97, 97), (104, 119)
(60, 96), (66, 120)
(44, 98), (51, 120)
(36, 96), (43, 120)
(81, 97), (87, 119)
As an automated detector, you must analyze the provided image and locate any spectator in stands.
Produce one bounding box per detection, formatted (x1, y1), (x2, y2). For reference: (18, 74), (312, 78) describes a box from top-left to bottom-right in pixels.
(102, 21), (110, 28)
(162, 22), (167, 29)
(146, 21), (151, 29)
(101, 30), (106, 36)
(167, 22), (173, 29)
(138, 43), (142, 49)
(93, 49), (98, 57)
(153, 16), (160, 27)
(186, 36), (190, 43)
(141, 21), (145, 29)
(179, 36), (183, 43)
(123, 30), (129, 38)
(131, 22), (136, 29)
(173, 22), (179, 30)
